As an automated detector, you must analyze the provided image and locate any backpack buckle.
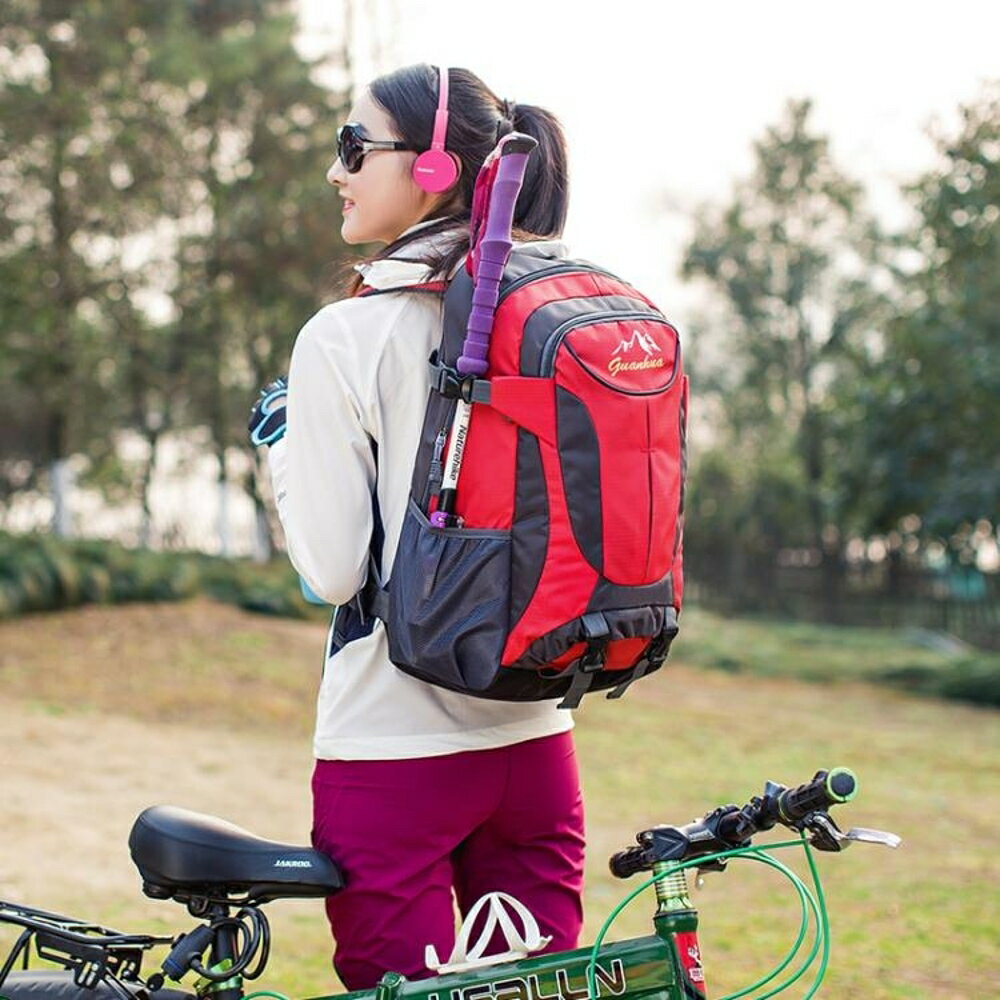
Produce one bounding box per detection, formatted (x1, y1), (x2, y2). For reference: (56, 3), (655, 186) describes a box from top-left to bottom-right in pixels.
(579, 611), (610, 670)
(579, 640), (607, 673)
(431, 360), (467, 398)
(558, 614), (610, 709)
(606, 611), (680, 701)
(429, 358), (491, 403)
(645, 632), (671, 669)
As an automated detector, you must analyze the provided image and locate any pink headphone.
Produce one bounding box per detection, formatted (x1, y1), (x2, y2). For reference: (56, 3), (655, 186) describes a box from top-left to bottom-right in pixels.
(412, 67), (460, 193)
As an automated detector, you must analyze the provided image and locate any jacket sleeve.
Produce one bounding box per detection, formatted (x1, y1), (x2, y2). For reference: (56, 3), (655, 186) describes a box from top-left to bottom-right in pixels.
(267, 304), (377, 606)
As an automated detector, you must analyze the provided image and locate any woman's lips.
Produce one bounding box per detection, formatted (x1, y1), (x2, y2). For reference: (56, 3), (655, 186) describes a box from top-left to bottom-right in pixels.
(342, 200), (354, 214)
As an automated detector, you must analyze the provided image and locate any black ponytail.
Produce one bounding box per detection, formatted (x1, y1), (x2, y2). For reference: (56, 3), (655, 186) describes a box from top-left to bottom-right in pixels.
(344, 64), (569, 293)
(507, 102), (569, 239)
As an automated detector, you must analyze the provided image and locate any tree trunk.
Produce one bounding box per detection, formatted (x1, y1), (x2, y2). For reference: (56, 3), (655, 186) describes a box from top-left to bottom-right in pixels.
(137, 428), (161, 548)
(50, 457), (73, 537)
(253, 503), (272, 563)
(216, 446), (231, 557)
(47, 38), (76, 538)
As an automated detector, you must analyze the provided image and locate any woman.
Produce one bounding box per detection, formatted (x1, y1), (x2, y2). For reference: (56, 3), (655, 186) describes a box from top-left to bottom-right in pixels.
(254, 64), (584, 990)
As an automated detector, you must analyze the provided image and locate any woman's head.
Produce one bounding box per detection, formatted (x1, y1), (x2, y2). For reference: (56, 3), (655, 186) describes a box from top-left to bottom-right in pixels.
(328, 65), (569, 260)
(328, 87), (441, 246)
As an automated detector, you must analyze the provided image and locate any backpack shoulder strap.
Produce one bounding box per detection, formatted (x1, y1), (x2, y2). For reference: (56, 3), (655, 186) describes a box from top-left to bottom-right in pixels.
(330, 438), (387, 654)
(355, 280), (449, 298)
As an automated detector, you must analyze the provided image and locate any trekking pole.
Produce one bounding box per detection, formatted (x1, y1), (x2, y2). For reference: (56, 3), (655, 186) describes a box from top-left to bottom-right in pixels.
(431, 133), (537, 528)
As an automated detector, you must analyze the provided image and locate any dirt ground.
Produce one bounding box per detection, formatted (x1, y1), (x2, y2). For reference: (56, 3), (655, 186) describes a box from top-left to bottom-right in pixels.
(0, 601), (327, 925)
(0, 697), (319, 910)
(3, 600), (998, 999)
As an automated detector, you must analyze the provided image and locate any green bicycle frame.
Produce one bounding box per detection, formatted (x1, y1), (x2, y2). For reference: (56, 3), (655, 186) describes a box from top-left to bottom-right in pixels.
(296, 866), (704, 1000)
(313, 934), (686, 1000)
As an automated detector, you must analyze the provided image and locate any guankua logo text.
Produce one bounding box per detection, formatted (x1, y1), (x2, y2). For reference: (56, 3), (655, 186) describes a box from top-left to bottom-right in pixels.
(609, 330), (664, 377)
(608, 355), (666, 377)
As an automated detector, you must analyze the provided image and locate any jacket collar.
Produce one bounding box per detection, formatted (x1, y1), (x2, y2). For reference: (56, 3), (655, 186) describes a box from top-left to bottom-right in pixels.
(354, 221), (569, 291)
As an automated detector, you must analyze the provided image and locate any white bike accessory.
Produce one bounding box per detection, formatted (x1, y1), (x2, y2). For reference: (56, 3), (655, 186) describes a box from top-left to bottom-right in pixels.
(424, 891), (552, 974)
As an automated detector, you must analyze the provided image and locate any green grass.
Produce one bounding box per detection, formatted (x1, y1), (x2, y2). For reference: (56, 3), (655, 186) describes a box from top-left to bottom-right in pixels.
(0, 600), (997, 999)
(676, 606), (986, 679)
(675, 606), (1000, 705)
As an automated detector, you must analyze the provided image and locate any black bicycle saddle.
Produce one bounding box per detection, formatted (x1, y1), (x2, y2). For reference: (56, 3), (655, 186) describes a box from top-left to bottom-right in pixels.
(129, 805), (344, 904)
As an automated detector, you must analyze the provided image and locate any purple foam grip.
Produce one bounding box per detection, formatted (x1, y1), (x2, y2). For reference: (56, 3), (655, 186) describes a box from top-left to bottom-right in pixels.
(457, 140), (536, 376)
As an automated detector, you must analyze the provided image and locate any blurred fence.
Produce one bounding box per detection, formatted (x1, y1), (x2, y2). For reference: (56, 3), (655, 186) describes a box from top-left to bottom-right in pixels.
(687, 554), (1000, 651)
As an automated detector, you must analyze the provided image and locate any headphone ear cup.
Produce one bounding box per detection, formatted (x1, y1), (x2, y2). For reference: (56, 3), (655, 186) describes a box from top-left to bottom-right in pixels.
(412, 149), (460, 193)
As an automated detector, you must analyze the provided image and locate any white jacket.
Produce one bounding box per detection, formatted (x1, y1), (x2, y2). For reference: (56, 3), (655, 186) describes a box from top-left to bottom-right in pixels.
(268, 232), (573, 760)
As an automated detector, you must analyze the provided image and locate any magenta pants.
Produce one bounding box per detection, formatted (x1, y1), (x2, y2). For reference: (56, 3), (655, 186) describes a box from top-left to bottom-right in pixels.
(311, 731), (586, 990)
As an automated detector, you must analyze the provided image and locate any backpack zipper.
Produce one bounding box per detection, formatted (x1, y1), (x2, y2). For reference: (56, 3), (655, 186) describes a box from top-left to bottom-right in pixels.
(539, 310), (672, 376)
(498, 261), (622, 304)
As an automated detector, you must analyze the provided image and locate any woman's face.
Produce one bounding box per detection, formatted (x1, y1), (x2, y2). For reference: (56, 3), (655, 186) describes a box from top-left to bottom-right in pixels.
(327, 89), (441, 245)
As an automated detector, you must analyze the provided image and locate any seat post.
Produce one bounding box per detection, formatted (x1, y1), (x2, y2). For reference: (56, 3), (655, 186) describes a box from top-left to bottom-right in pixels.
(206, 903), (244, 1000)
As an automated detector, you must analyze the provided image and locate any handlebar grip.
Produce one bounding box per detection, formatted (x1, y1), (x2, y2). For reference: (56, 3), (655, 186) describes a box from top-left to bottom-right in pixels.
(777, 767), (857, 824)
(609, 845), (649, 879)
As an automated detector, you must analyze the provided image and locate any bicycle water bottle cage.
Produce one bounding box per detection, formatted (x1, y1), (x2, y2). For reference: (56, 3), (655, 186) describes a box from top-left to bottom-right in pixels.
(425, 892), (551, 974)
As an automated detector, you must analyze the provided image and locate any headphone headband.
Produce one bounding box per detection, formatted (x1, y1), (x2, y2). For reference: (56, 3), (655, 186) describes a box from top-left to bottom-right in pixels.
(431, 66), (450, 152)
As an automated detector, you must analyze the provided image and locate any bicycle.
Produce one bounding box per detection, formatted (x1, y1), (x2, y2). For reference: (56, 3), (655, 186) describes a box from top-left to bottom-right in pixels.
(0, 766), (899, 1000)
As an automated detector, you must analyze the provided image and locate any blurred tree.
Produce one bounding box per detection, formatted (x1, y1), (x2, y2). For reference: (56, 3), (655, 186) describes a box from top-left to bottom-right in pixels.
(0, 0), (184, 535)
(1, 0), (352, 552)
(681, 100), (889, 578)
(156, 1), (350, 556)
(845, 82), (999, 543)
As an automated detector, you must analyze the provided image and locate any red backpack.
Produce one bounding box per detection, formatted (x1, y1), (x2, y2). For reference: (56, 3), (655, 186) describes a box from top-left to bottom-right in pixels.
(352, 137), (688, 708)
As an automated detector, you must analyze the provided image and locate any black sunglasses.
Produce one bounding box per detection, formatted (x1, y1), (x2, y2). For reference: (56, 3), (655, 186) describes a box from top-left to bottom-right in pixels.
(336, 122), (415, 174)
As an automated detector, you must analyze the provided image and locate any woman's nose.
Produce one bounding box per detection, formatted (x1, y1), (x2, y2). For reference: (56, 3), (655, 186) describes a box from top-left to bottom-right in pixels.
(327, 157), (346, 186)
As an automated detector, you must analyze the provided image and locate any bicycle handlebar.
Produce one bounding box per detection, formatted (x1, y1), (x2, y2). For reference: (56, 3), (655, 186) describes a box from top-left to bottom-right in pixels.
(721, 766), (856, 839)
(609, 768), (858, 878)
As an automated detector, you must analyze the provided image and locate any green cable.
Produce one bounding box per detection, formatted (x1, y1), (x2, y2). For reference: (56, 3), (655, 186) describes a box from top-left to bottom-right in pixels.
(722, 847), (822, 1000)
(749, 836), (833, 1000)
(799, 838), (832, 1000)
(585, 837), (831, 1000)
(721, 848), (816, 1000)
(585, 840), (805, 998)
(244, 991), (292, 1000)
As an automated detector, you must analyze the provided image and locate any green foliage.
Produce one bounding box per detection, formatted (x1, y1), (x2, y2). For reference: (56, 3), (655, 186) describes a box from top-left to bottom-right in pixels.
(0, 1), (353, 547)
(0, 1), (187, 478)
(677, 605), (1000, 707)
(682, 100), (890, 564)
(681, 86), (1000, 614)
(878, 657), (1000, 708)
(0, 531), (320, 619)
(841, 82), (1000, 537)
(162, 7), (351, 453)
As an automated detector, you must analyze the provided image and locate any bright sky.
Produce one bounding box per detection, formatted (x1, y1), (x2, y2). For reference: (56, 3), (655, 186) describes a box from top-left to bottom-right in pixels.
(300, 0), (999, 325)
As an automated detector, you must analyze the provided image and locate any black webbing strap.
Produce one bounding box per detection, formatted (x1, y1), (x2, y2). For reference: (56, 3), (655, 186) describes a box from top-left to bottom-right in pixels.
(607, 611), (680, 700)
(366, 574), (390, 622)
(558, 612), (611, 710)
(331, 439), (386, 654)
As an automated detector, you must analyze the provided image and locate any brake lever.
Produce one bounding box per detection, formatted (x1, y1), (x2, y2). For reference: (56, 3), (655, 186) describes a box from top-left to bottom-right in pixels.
(842, 826), (903, 848)
(805, 812), (848, 852)
(807, 813), (902, 851)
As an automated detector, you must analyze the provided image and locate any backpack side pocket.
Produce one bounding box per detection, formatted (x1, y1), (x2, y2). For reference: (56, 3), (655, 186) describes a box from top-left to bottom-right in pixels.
(387, 499), (511, 694)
